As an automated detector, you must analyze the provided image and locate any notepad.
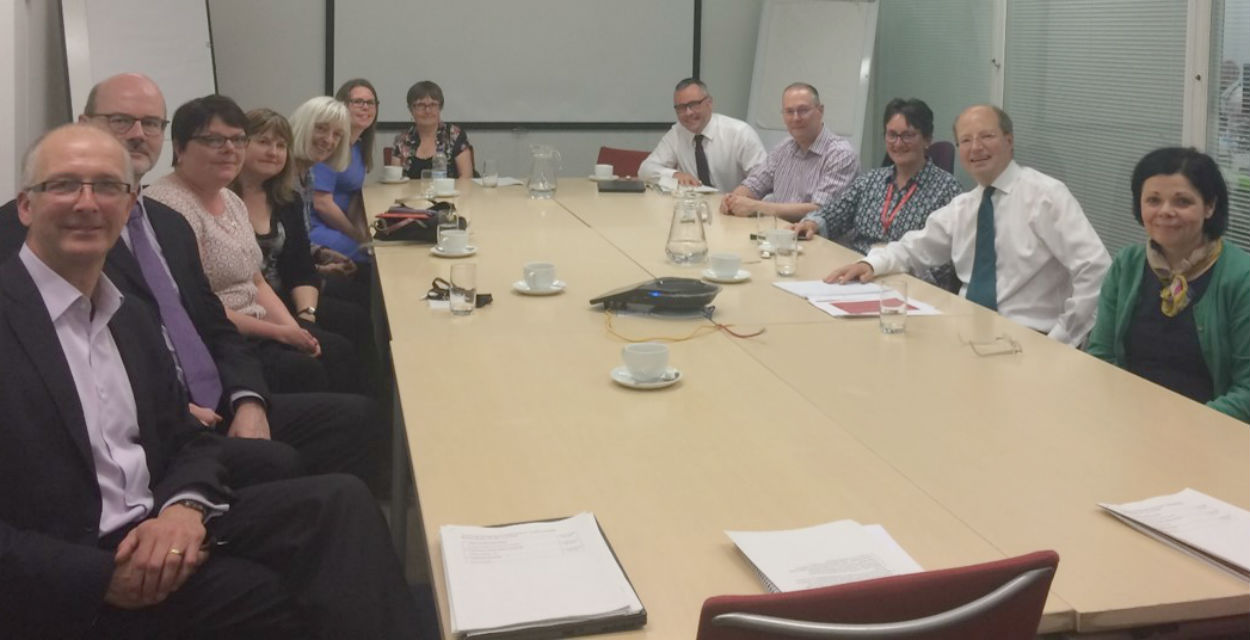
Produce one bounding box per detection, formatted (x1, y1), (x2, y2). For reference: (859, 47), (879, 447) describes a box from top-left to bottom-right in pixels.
(441, 512), (646, 639)
(725, 520), (922, 592)
(1099, 488), (1250, 579)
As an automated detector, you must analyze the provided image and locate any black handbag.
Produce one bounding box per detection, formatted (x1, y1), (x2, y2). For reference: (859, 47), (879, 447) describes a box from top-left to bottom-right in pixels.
(372, 201), (465, 243)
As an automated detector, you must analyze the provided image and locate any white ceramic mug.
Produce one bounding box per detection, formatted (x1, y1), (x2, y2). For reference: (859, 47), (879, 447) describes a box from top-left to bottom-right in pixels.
(594, 163), (614, 179)
(622, 342), (669, 383)
(439, 229), (469, 253)
(523, 262), (556, 290)
(709, 252), (741, 279)
(433, 177), (456, 195)
(381, 165), (403, 182)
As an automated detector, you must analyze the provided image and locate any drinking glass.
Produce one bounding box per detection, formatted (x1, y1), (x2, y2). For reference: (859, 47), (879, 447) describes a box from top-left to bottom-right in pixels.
(481, 158), (499, 188)
(879, 279), (908, 334)
(449, 263), (477, 316)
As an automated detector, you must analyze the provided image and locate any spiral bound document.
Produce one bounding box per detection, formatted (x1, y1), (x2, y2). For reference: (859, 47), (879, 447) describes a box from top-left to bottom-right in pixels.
(441, 512), (646, 640)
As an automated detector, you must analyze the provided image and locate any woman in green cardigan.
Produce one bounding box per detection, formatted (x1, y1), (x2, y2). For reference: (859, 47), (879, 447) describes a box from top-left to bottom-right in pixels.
(1087, 147), (1249, 422)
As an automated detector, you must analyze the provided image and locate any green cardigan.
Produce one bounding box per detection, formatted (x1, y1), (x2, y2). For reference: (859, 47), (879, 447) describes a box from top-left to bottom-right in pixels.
(1086, 242), (1250, 423)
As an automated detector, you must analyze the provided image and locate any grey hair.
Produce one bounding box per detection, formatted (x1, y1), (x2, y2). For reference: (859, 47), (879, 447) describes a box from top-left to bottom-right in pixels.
(289, 96), (351, 171)
(22, 124), (134, 188)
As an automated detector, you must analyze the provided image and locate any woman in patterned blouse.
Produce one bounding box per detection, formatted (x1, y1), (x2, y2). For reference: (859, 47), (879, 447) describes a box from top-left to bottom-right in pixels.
(389, 80), (473, 179)
(795, 99), (962, 288)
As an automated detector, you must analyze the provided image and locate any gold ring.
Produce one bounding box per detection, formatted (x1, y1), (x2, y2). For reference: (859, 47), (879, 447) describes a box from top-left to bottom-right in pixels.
(168, 548), (183, 556)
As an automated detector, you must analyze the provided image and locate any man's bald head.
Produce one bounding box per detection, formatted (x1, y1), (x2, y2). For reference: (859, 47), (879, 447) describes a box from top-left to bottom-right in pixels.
(79, 73), (167, 178)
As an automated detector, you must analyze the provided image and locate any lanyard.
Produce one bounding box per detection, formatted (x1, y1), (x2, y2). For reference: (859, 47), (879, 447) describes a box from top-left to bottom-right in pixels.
(880, 180), (918, 235)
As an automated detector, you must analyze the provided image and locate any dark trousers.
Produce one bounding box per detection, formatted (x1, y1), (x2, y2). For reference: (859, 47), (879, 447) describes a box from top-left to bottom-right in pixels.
(251, 328), (361, 396)
(92, 474), (420, 639)
(266, 392), (388, 496)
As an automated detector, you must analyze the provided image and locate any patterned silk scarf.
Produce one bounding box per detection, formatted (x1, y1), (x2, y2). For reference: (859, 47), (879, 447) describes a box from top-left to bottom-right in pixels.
(1145, 238), (1222, 317)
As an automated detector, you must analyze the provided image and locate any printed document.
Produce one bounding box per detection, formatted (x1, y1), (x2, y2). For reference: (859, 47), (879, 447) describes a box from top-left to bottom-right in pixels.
(1100, 488), (1250, 578)
(725, 520), (922, 592)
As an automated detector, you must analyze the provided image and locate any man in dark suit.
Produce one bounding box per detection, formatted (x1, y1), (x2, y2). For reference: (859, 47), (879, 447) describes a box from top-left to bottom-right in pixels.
(0, 73), (386, 489)
(0, 124), (419, 638)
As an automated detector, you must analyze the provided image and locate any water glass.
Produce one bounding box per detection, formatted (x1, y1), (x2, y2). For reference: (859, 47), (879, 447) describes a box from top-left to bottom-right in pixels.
(481, 158), (499, 188)
(449, 263), (477, 316)
(770, 229), (798, 276)
(879, 279), (908, 334)
(421, 169), (435, 199)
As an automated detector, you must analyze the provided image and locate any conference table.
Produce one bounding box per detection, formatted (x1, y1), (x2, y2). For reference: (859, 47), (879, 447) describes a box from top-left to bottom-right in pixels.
(363, 177), (1249, 638)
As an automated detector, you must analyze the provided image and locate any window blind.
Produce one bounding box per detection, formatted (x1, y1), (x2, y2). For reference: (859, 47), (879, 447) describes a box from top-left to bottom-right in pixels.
(1209, 0), (1250, 252)
(1004, 0), (1187, 256)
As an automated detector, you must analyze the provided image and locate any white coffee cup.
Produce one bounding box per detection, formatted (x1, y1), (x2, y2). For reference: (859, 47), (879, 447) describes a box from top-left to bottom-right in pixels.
(523, 262), (556, 290)
(439, 229), (469, 253)
(709, 252), (740, 279)
(594, 163), (614, 179)
(765, 229), (796, 251)
(381, 165), (403, 182)
(621, 342), (669, 383)
(434, 177), (456, 195)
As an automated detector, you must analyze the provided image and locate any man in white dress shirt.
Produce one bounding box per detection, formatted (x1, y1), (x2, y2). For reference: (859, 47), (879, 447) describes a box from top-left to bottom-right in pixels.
(826, 105), (1110, 347)
(638, 78), (766, 191)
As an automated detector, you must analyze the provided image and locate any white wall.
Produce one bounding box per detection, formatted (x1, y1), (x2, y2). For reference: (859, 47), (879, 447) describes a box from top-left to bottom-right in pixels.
(209, 0), (763, 180)
(3, 0), (70, 196)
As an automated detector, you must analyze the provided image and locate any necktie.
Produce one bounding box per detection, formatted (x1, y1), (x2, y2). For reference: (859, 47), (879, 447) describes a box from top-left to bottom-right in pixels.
(965, 186), (998, 311)
(693, 134), (713, 188)
(125, 204), (223, 409)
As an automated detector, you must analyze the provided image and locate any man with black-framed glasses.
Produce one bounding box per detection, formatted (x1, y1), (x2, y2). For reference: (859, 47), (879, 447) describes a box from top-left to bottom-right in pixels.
(639, 77), (766, 191)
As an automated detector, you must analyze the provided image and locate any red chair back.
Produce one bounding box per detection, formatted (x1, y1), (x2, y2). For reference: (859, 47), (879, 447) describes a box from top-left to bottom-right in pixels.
(696, 550), (1058, 640)
(596, 146), (650, 178)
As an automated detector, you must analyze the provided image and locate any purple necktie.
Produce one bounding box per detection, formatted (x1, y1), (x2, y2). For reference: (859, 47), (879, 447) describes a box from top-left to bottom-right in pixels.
(125, 204), (223, 409)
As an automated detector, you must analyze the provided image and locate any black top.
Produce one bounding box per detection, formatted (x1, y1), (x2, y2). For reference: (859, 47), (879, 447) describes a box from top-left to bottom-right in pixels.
(255, 195), (320, 300)
(1125, 260), (1214, 403)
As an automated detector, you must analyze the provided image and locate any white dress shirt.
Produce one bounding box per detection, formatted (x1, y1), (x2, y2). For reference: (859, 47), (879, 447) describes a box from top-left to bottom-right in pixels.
(863, 161), (1110, 346)
(639, 113), (767, 191)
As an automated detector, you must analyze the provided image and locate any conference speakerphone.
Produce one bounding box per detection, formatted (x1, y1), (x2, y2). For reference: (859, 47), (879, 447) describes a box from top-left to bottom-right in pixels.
(589, 277), (720, 313)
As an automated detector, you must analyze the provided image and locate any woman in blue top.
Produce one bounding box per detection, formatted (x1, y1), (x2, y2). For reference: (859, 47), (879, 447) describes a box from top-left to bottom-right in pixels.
(311, 78), (379, 264)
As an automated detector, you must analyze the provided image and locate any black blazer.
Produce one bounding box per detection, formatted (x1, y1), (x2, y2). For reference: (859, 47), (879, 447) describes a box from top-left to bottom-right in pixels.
(0, 196), (270, 409)
(0, 255), (231, 637)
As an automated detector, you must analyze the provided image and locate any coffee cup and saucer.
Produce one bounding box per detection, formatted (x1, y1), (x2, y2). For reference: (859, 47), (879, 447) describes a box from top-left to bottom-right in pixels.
(610, 342), (681, 390)
(430, 229), (477, 258)
(380, 165), (409, 184)
(513, 261), (566, 295)
(589, 164), (618, 182)
(432, 177), (459, 198)
(702, 252), (750, 284)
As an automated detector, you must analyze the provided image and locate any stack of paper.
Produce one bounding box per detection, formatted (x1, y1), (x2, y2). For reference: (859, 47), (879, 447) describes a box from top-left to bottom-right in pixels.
(725, 519), (923, 592)
(1099, 488), (1250, 579)
(772, 281), (941, 318)
(440, 512), (646, 639)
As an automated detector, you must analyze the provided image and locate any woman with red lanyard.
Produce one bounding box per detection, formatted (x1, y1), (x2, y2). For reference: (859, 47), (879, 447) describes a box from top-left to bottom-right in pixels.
(794, 99), (962, 290)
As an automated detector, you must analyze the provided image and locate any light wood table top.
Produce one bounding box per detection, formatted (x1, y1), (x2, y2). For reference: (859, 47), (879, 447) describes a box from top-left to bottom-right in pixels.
(366, 177), (1247, 638)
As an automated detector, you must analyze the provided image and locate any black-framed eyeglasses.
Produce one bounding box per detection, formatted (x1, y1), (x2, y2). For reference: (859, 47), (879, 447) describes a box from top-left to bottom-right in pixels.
(410, 101), (440, 112)
(885, 130), (920, 143)
(86, 113), (169, 136)
(348, 98), (379, 108)
(427, 277), (493, 307)
(673, 97), (709, 113)
(191, 134), (249, 149)
(25, 179), (133, 200)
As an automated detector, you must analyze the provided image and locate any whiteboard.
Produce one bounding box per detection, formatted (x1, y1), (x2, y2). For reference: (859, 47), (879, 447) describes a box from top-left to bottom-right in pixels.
(332, 0), (695, 125)
(746, 0), (877, 150)
(62, 0), (217, 179)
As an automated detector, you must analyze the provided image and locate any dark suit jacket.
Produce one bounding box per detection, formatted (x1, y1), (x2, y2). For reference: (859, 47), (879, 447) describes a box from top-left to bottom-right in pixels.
(0, 196), (270, 410)
(0, 255), (232, 637)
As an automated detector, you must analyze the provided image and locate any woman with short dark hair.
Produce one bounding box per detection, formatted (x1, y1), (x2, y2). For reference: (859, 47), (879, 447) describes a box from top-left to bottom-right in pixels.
(389, 80), (473, 179)
(1087, 147), (1249, 422)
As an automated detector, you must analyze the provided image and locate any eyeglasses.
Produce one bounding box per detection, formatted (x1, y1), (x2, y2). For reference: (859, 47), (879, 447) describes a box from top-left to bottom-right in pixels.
(410, 101), (441, 112)
(348, 98), (379, 109)
(673, 97), (709, 113)
(782, 106), (816, 118)
(956, 131), (1003, 147)
(191, 134), (249, 149)
(25, 178), (133, 200)
(86, 113), (168, 136)
(885, 130), (921, 144)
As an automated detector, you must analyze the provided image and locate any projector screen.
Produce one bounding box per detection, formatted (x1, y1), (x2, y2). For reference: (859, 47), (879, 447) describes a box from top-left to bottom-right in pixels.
(331, 0), (697, 126)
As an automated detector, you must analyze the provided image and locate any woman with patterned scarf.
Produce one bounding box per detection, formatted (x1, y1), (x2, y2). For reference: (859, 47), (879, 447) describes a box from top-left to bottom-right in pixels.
(1087, 147), (1249, 422)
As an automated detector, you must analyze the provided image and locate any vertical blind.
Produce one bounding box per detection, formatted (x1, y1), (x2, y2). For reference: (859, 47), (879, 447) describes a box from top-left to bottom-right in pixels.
(1209, 0), (1250, 252)
(1004, 0), (1187, 256)
(866, 0), (994, 190)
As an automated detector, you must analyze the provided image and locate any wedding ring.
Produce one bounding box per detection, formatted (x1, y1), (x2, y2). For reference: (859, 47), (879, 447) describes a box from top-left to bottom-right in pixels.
(168, 548), (183, 556)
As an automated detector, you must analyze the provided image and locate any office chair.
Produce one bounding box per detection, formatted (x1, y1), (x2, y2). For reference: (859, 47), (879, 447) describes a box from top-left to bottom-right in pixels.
(596, 146), (651, 178)
(879, 141), (956, 175)
(695, 550), (1058, 640)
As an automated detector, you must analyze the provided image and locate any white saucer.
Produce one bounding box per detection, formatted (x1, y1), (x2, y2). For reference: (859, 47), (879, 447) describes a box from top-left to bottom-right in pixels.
(610, 366), (682, 390)
(380, 177), (410, 185)
(588, 174), (620, 182)
(702, 268), (750, 284)
(430, 245), (477, 258)
(513, 280), (567, 295)
(432, 190), (460, 198)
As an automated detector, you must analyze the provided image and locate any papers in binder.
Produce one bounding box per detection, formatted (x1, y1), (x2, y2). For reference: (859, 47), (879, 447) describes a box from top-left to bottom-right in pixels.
(725, 519), (923, 592)
(1099, 488), (1250, 579)
(441, 512), (645, 639)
